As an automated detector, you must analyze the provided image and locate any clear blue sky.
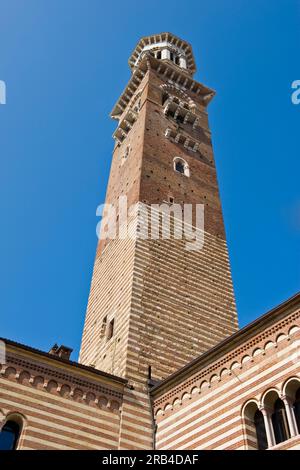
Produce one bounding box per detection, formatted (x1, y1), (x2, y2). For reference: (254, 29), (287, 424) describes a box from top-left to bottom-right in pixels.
(0, 1), (299, 361)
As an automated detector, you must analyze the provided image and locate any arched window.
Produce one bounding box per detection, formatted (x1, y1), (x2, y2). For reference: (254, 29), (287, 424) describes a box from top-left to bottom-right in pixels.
(293, 388), (300, 433)
(243, 401), (268, 450)
(254, 409), (268, 450)
(283, 378), (300, 436)
(156, 50), (161, 60)
(271, 398), (290, 444)
(174, 157), (190, 177)
(0, 420), (20, 450)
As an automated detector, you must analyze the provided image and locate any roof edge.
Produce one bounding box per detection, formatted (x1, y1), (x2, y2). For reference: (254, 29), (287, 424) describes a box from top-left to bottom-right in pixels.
(128, 32), (196, 74)
(151, 291), (300, 397)
(1, 337), (128, 385)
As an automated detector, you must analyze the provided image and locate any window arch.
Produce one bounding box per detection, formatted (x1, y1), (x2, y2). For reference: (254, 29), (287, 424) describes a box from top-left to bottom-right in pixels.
(283, 377), (300, 435)
(173, 157), (190, 177)
(0, 420), (21, 450)
(261, 389), (290, 446)
(242, 401), (267, 450)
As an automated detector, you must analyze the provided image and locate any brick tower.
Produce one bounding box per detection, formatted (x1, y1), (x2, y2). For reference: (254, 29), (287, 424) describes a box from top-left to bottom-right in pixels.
(79, 33), (238, 449)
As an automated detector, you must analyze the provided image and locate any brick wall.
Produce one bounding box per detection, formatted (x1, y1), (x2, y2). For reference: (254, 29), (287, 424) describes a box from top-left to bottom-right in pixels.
(152, 296), (300, 450)
(0, 343), (125, 449)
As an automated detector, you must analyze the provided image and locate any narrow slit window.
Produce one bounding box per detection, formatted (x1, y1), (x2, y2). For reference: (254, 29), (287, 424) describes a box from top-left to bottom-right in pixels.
(107, 319), (115, 340)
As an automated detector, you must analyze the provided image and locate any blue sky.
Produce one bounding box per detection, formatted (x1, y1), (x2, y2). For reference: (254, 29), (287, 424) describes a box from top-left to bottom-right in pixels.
(0, 1), (299, 361)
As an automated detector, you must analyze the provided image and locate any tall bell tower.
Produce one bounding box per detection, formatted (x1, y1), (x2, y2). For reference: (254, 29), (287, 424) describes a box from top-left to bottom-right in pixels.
(79, 33), (238, 449)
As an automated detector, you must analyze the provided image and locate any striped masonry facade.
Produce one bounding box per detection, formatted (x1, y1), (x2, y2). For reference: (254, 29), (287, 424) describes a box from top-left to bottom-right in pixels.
(152, 301), (300, 450)
(0, 343), (125, 450)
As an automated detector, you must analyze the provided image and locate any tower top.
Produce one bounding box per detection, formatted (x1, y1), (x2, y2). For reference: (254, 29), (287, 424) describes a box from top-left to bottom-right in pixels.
(128, 32), (196, 75)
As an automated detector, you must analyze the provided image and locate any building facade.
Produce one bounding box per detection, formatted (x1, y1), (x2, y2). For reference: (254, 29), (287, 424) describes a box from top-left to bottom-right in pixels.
(152, 293), (300, 450)
(0, 33), (299, 450)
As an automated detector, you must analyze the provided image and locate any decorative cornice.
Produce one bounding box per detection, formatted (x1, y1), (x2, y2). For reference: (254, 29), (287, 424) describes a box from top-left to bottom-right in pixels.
(153, 316), (300, 413)
(0, 336), (127, 386)
(165, 127), (210, 162)
(151, 292), (300, 402)
(4, 354), (123, 398)
(0, 354), (124, 412)
(110, 54), (215, 120)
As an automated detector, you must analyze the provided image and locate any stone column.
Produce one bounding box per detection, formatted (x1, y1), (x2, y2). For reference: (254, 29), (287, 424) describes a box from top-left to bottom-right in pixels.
(161, 49), (170, 60)
(179, 56), (187, 69)
(281, 395), (298, 437)
(260, 406), (275, 448)
(0, 412), (6, 431)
